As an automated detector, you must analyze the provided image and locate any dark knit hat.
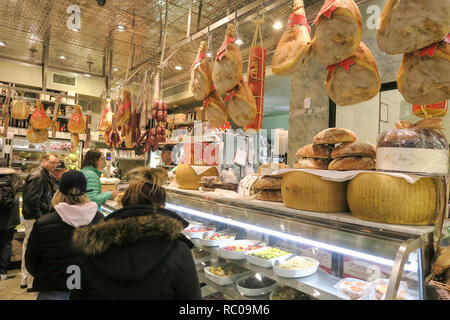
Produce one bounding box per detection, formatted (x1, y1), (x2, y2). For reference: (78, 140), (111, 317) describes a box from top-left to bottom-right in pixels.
(59, 170), (91, 196)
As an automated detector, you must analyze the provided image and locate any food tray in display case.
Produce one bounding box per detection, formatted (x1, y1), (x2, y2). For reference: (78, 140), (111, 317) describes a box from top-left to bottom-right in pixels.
(204, 265), (252, 286)
(245, 247), (292, 268)
(182, 226), (216, 239)
(218, 240), (266, 260)
(198, 231), (236, 247)
(236, 275), (278, 297)
(273, 256), (320, 278)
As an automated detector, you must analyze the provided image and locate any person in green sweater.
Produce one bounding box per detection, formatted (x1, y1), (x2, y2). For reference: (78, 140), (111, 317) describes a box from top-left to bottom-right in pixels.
(81, 150), (118, 210)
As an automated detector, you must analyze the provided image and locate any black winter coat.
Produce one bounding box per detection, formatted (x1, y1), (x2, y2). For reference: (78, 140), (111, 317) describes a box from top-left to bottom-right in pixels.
(22, 166), (57, 220)
(70, 205), (202, 300)
(0, 168), (23, 230)
(25, 210), (104, 292)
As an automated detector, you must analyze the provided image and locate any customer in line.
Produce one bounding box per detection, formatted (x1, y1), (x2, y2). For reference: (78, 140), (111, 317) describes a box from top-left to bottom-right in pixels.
(0, 159), (23, 281)
(25, 170), (104, 300)
(70, 167), (201, 300)
(54, 161), (68, 184)
(21, 153), (58, 290)
(81, 149), (118, 210)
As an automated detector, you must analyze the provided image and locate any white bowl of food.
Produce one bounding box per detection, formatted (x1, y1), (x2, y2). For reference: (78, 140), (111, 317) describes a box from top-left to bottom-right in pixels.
(273, 256), (320, 278)
(204, 265), (252, 286)
(198, 231), (236, 247)
(236, 274), (278, 297)
(218, 240), (266, 260)
(245, 247), (291, 268)
(182, 225), (216, 239)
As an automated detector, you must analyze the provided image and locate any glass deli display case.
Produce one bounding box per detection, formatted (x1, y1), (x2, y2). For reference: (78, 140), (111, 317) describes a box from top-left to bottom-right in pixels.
(157, 187), (441, 300)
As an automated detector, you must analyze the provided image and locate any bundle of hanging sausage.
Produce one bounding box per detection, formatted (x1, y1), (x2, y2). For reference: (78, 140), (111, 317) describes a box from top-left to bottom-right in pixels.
(138, 99), (167, 153)
(311, 0), (380, 106)
(271, 0), (311, 76)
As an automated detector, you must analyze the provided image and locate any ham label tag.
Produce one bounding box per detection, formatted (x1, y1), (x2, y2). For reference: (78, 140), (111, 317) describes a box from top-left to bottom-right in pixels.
(444, 33), (450, 44)
(287, 13), (311, 34)
(419, 43), (439, 58)
(192, 52), (206, 70)
(326, 58), (355, 73)
(216, 38), (235, 62)
(224, 87), (237, 102)
(313, 0), (338, 25)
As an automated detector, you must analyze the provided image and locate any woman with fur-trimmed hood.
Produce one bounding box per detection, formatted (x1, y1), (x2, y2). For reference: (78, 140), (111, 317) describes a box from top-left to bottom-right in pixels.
(70, 167), (201, 300)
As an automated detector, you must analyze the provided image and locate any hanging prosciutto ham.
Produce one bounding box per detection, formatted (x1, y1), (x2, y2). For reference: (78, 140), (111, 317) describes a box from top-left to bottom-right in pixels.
(190, 41), (213, 100)
(311, 0), (362, 66)
(106, 99), (122, 148)
(226, 79), (257, 127)
(68, 105), (86, 134)
(204, 89), (227, 128)
(397, 39), (450, 105)
(325, 42), (381, 106)
(377, 0), (450, 54)
(212, 24), (243, 94)
(117, 89), (132, 127)
(30, 101), (51, 130)
(271, 0), (311, 76)
(99, 98), (113, 132)
(11, 99), (29, 120)
(26, 127), (48, 143)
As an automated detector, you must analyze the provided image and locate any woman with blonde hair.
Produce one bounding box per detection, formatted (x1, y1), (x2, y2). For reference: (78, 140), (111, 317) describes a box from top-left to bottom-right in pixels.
(25, 170), (104, 300)
(70, 167), (201, 300)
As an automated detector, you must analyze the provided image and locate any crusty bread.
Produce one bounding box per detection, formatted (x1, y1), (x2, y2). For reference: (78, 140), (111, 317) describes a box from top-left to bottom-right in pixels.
(328, 156), (375, 171)
(254, 176), (282, 190)
(257, 189), (283, 202)
(294, 158), (329, 170)
(313, 128), (357, 145)
(296, 143), (332, 159)
(257, 163), (289, 175)
(331, 141), (376, 159)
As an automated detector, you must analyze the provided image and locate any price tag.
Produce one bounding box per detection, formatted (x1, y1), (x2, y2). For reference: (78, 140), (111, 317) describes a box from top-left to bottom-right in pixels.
(233, 149), (247, 166)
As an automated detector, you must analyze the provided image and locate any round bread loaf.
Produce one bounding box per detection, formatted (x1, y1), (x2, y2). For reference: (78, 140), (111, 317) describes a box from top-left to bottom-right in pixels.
(294, 158), (329, 170)
(313, 128), (357, 145)
(257, 163), (290, 175)
(254, 176), (282, 190)
(328, 157), (375, 171)
(257, 189), (282, 202)
(331, 141), (376, 159)
(296, 144), (332, 159)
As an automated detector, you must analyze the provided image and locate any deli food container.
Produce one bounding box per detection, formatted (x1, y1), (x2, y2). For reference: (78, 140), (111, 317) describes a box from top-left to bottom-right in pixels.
(273, 256), (320, 278)
(182, 225), (216, 239)
(218, 240), (266, 260)
(236, 275), (278, 297)
(204, 265), (252, 286)
(245, 247), (292, 268)
(198, 231), (236, 247)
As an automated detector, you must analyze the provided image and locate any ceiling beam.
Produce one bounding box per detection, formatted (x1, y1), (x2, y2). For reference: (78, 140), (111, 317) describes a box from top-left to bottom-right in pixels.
(42, 29), (50, 92)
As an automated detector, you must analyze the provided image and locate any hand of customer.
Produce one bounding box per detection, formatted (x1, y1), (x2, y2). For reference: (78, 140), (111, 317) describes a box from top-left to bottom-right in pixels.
(112, 190), (119, 199)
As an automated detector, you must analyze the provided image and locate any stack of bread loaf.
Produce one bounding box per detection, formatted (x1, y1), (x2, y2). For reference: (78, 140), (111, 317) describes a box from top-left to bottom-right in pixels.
(254, 163), (289, 202)
(294, 128), (376, 170)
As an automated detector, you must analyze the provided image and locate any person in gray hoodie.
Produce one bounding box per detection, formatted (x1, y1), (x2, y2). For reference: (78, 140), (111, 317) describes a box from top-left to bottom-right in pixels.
(25, 170), (104, 300)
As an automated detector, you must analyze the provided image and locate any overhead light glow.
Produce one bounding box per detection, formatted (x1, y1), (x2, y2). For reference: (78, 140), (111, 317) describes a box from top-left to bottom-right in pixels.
(175, 65), (182, 71)
(84, 73), (91, 77)
(115, 25), (126, 32)
(165, 203), (418, 273)
(235, 39), (243, 45)
(113, 67), (119, 71)
(206, 52), (212, 58)
(272, 21), (283, 30)
(58, 55), (66, 60)
(0, 41), (6, 47)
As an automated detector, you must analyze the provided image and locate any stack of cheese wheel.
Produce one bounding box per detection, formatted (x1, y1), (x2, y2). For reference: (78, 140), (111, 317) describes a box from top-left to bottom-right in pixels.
(255, 163), (289, 202)
(175, 164), (220, 190)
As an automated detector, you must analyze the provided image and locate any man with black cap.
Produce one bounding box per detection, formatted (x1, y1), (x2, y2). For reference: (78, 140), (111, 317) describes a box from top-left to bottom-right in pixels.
(25, 170), (104, 300)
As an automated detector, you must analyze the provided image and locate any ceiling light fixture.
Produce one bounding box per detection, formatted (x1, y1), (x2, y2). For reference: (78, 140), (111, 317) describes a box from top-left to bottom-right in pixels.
(58, 55), (66, 60)
(175, 66), (182, 71)
(113, 67), (119, 71)
(84, 73), (91, 77)
(0, 41), (6, 47)
(272, 21), (283, 30)
(206, 52), (212, 58)
(115, 25), (126, 32)
(235, 39), (243, 45)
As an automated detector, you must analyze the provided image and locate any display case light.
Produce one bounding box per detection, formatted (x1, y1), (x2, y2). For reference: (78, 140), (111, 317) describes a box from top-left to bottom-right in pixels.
(165, 203), (418, 273)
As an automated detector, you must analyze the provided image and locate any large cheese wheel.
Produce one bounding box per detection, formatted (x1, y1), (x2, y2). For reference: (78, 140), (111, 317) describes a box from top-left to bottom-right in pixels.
(347, 173), (438, 225)
(281, 171), (349, 213)
(175, 165), (219, 190)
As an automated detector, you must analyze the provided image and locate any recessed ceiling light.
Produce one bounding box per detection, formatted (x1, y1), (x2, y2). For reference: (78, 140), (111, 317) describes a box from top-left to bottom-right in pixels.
(206, 52), (212, 58)
(272, 21), (283, 30)
(58, 55), (66, 60)
(235, 39), (243, 45)
(113, 67), (119, 71)
(84, 73), (91, 77)
(0, 41), (6, 47)
(175, 66), (182, 71)
(115, 25), (126, 32)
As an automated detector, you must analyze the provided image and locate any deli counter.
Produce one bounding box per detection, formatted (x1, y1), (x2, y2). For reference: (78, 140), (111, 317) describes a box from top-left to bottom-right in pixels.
(101, 186), (449, 300)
